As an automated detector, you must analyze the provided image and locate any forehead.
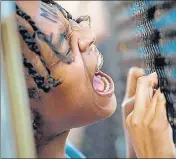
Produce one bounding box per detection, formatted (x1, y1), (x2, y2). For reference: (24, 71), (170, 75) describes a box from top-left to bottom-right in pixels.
(40, 2), (65, 23)
(38, 1), (69, 35)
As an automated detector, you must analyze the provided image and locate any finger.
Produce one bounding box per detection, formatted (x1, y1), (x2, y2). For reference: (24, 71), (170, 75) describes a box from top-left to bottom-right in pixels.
(133, 72), (158, 121)
(128, 111), (146, 157)
(149, 92), (169, 134)
(126, 111), (134, 132)
(143, 88), (161, 126)
(142, 88), (161, 157)
(125, 67), (145, 98)
(154, 92), (168, 123)
(122, 96), (135, 118)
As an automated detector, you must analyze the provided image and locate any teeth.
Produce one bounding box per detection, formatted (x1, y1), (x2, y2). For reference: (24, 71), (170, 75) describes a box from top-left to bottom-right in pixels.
(97, 75), (102, 79)
(101, 76), (110, 92)
(96, 53), (104, 73)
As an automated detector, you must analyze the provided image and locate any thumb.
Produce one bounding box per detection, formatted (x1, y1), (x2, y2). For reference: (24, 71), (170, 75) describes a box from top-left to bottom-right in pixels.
(122, 96), (135, 118)
(125, 67), (145, 98)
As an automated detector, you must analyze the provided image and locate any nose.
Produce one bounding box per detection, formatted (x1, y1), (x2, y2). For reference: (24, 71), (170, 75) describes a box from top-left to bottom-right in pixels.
(78, 35), (96, 53)
(68, 19), (96, 53)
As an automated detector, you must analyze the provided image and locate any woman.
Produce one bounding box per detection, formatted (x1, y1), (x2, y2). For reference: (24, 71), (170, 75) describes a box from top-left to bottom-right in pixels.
(15, 0), (175, 158)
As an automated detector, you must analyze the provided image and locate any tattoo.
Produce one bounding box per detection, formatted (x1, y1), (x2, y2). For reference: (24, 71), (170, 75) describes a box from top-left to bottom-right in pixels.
(49, 32), (54, 43)
(48, 31), (67, 47)
(41, 2), (58, 17)
(57, 33), (66, 45)
(40, 2), (58, 23)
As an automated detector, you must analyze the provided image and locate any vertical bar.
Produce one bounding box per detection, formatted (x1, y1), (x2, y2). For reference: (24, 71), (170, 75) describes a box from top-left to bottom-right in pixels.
(1, 1), (36, 158)
(1, 50), (17, 158)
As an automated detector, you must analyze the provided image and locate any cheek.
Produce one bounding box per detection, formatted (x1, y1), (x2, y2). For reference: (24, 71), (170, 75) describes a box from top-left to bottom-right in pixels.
(81, 50), (98, 78)
(59, 76), (94, 108)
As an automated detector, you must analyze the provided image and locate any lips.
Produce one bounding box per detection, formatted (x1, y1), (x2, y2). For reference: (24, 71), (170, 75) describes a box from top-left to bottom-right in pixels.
(85, 45), (114, 97)
(92, 51), (114, 97)
(93, 71), (114, 97)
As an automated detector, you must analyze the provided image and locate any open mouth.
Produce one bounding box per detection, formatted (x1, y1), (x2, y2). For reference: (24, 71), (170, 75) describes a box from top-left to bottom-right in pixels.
(93, 71), (114, 97)
(92, 52), (114, 97)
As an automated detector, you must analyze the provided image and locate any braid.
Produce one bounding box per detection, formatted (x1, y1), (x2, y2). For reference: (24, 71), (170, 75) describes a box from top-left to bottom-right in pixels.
(16, 0), (92, 151)
(15, 1), (75, 151)
(19, 25), (62, 92)
(16, 5), (72, 64)
(16, 0), (75, 93)
(23, 55), (51, 92)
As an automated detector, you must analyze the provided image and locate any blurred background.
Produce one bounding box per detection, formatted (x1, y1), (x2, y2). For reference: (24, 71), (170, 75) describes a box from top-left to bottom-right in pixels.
(1, 1), (175, 158)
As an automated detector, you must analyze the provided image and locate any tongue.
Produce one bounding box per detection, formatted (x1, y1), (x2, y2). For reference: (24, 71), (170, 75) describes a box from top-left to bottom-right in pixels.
(93, 76), (105, 92)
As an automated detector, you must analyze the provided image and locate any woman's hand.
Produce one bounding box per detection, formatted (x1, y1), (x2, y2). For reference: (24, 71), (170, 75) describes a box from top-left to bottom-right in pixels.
(123, 67), (176, 158)
(121, 67), (145, 158)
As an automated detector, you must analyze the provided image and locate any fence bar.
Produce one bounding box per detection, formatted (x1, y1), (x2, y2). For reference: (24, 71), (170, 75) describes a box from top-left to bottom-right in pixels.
(1, 1), (36, 158)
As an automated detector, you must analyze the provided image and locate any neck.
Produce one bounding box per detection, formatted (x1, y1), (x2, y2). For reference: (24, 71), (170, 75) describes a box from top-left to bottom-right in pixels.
(38, 130), (70, 158)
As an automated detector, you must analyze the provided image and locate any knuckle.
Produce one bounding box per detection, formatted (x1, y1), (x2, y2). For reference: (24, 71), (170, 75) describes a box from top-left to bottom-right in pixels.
(128, 67), (139, 77)
(137, 76), (147, 85)
(126, 115), (131, 127)
(149, 122), (159, 132)
(121, 100), (128, 108)
(142, 119), (149, 128)
(131, 119), (141, 128)
(148, 73), (158, 85)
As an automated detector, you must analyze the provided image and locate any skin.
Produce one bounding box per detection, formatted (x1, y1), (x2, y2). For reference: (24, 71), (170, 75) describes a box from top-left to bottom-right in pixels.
(122, 67), (176, 158)
(16, 1), (116, 157)
(15, 1), (175, 158)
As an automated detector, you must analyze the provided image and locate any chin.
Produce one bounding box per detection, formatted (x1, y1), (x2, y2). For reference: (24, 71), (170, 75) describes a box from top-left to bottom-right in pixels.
(105, 93), (117, 117)
(93, 93), (117, 120)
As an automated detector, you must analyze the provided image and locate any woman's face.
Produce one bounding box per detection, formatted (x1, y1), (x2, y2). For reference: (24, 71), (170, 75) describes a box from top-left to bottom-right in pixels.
(17, 1), (117, 135)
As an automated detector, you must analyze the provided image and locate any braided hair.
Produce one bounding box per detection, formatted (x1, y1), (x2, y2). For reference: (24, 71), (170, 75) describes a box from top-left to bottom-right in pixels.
(16, 0), (92, 152)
